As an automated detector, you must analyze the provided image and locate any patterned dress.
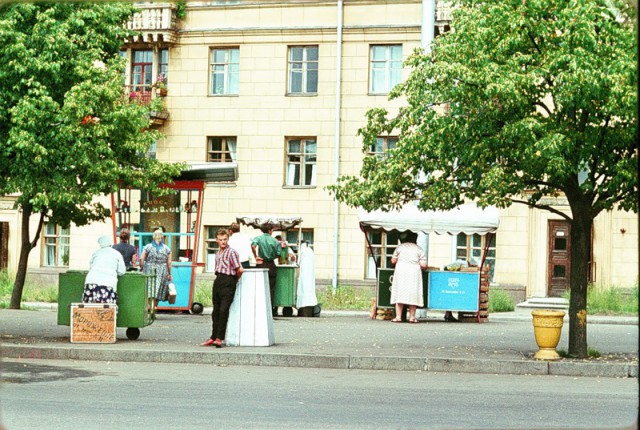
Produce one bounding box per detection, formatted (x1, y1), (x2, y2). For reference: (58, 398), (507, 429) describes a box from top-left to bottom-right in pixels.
(390, 242), (427, 306)
(142, 242), (171, 302)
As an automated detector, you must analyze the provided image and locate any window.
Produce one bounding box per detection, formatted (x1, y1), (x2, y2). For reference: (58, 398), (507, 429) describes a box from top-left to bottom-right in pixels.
(42, 224), (70, 267)
(284, 229), (314, 254)
(207, 137), (237, 162)
(456, 233), (497, 281)
(369, 44), (402, 94)
(210, 47), (239, 95)
(131, 50), (153, 92)
(286, 138), (316, 187)
(205, 225), (227, 272)
(158, 49), (169, 85)
(288, 46), (318, 95)
(365, 230), (400, 279)
(368, 136), (398, 159)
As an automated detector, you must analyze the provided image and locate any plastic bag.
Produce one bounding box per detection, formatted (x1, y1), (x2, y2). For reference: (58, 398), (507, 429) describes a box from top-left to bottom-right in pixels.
(168, 282), (177, 304)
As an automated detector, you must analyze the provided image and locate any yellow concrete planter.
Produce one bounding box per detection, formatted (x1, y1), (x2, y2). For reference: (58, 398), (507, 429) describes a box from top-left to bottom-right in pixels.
(531, 309), (565, 360)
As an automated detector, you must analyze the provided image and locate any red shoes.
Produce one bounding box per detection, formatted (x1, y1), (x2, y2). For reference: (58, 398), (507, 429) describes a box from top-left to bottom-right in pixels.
(200, 338), (216, 346)
(201, 338), (224, 348)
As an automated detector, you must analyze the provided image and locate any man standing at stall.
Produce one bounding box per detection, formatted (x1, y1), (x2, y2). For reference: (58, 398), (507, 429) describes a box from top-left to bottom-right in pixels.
(252, 224), (281, 316)
(200, 228), (243, 348)
(228, 222), (253, 269)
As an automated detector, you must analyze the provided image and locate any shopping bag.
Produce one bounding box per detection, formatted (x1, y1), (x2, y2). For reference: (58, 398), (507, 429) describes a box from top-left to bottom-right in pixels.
(168, 282), (177, 304)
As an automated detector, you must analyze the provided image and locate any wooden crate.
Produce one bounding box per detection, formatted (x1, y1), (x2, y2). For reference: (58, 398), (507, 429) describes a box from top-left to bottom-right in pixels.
(70, 303), (117, 343)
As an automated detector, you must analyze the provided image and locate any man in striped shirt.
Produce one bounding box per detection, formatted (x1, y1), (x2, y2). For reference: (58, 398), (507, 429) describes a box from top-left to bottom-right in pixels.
(200, 228), (243, 348)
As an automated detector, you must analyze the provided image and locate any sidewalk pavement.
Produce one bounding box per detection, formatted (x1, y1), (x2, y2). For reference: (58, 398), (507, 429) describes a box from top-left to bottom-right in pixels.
(1, 305), (637, 378)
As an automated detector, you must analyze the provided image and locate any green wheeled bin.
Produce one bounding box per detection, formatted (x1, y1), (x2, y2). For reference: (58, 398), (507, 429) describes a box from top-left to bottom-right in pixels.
(58, 270), (156, 340)
(274, 265), (297, 317)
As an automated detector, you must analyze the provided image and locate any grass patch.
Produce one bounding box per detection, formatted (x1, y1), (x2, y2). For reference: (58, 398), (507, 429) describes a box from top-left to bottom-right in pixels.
(0, 270), (58, 305)
(557, 347), (601, 359)
(564, 285), (638, 315)
(193, 280), (212, 306)
(488, 289), (515, 312)
(317, 286), (373, 311)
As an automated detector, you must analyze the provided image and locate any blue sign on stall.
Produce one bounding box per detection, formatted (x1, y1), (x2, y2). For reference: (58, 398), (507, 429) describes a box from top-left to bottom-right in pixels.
(427, 271), (480, 311)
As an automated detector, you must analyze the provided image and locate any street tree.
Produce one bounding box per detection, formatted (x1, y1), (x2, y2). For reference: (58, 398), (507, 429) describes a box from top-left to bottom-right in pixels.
(0, 3), (183, 309)
(329, 0), (637, 357)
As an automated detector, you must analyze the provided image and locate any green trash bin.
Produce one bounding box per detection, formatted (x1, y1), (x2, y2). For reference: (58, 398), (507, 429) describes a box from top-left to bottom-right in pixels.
(274, 265), (297, 316)
(58, 270), (156, 340)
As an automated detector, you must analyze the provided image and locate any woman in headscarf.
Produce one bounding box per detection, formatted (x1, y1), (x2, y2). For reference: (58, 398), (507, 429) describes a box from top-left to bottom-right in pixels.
(139, 228), (173, 305)
(83, 235), (126, 304)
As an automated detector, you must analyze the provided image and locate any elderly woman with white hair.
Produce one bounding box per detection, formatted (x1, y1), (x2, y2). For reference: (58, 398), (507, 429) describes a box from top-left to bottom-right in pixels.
(83, 235), (126, 304)
(139, 228), (173, 305)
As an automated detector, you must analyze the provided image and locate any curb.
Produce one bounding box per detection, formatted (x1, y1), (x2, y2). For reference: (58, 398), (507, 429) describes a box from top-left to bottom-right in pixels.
(2, 344), (636, 378)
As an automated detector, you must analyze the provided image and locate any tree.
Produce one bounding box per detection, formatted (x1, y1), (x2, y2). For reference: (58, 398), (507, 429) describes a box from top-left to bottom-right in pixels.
(329, 0), (637, 357)
(0, 3), (183, 309)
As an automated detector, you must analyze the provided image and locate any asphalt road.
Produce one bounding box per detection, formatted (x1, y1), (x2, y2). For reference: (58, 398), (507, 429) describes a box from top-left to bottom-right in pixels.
(1, 359), (637, 429)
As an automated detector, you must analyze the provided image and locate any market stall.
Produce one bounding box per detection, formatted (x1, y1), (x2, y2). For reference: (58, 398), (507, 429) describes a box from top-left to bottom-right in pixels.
(111, 180), (206, 314)
(236, 215), (302, 317)
(358, 203), (499, 322)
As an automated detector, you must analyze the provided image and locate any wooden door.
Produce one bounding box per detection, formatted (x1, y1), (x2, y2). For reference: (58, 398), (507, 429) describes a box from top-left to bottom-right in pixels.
(547, 220), (571, 297)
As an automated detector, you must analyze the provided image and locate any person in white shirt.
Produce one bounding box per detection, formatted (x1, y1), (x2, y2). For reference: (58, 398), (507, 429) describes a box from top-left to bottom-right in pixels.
(228, 222), (253, 268)
(83, 235), (126, 304)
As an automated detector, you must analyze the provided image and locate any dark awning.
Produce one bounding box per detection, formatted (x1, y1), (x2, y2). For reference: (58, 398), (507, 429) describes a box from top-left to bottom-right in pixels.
(177, 163), (238, 182)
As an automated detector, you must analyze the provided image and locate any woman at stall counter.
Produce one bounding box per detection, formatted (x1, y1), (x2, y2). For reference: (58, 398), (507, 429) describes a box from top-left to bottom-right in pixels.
(390, 231), (427, 323)
(83, 235), (126, 304)
(139, 228), (172, 306)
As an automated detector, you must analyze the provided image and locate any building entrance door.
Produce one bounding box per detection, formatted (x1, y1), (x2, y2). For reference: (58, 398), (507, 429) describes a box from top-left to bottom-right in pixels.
(547, 220), (571, 297)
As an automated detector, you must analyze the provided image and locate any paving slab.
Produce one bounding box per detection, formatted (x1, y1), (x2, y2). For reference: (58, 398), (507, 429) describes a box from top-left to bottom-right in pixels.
(1, 308), (637, 377)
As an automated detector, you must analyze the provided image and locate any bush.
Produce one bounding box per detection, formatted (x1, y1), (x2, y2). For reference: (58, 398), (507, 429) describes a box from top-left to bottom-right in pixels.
(488, 289), (515, 312)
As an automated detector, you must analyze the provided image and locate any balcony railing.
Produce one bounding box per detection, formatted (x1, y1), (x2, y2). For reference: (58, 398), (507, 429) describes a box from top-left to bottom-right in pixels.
(126, 3), (179, 44)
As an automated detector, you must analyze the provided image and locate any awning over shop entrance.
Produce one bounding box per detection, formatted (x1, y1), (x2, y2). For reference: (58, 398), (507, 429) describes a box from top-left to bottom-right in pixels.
(177, 163), (238, 182)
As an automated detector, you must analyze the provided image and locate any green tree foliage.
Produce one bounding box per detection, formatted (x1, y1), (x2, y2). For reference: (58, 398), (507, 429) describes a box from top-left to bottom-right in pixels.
(329, 0), (637, 357)
(0, 3), (183, 308)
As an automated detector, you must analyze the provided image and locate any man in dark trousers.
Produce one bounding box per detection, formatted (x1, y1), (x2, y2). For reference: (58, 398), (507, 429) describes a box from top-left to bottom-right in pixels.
(251, 224), (281, 316)
(200, 228), (243, 348)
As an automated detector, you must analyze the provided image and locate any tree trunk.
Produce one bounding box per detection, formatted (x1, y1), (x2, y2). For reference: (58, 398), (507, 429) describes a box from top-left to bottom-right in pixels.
(567, 211), (592, 358)
(9, 204), (36, 309)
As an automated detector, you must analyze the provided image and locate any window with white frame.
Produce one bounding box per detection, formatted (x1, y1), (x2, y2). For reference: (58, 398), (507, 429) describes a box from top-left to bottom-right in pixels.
(205, 225), (227, 272)
(286, 137), (316, 187)
(158, 48), (169, 85)
(368, 136), (398, 159)
(284, 229), (314, 254)
(288, 45), (318, 95)
(365, 230), (400, 279)
(42, 224), (70, 267)
(456, 233), (497, 281)
(207, 137), (237, 163)
(210, 47), (239, 95)
(369, 44), (402, 94)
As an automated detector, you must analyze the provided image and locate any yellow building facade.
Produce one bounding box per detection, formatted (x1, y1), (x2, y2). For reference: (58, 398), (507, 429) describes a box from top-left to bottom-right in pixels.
(0, 1), (636, 300)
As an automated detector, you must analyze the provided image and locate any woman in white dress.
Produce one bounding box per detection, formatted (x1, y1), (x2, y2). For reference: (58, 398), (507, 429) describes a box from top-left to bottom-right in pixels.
(390, 232), (427, 323)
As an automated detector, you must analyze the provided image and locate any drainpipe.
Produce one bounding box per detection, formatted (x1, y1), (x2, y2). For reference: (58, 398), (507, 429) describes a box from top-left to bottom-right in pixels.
(422, 0), (435, 52)
(332, 0), (343, 292)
